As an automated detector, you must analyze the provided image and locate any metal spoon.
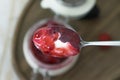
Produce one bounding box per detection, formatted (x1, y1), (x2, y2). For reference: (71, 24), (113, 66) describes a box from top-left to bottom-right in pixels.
(80, 37), (120, 48)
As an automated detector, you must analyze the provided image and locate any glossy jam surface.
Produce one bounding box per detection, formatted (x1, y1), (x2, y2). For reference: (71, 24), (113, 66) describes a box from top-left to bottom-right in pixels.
(31, 41), (66, 64)
(33, 21), (80, 58)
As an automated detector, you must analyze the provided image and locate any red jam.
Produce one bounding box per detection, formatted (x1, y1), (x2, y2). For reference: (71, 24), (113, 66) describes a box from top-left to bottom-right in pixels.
(30, 41), (66, 64)
(33, 21), (80, 58)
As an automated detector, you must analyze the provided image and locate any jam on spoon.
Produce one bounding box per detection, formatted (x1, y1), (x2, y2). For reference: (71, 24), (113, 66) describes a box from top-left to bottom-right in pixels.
(33, 21), (80, 58)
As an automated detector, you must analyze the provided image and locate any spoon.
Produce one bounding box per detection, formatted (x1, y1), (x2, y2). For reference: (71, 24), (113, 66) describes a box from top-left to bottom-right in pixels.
(54, 17), (120, 49)
(79, 36), (120, 48)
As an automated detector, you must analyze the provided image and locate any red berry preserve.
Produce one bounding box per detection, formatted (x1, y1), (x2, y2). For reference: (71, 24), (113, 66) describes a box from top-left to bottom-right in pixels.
(31, 20), (80, 64)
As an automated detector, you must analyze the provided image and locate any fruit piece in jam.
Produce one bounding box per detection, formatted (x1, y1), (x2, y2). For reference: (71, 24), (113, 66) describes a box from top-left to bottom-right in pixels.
(33, 21), (80, 58)
(30, 41), (66, 64)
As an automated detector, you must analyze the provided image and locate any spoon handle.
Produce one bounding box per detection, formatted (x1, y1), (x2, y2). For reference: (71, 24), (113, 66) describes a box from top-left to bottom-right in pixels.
(82, 41), (120, 47)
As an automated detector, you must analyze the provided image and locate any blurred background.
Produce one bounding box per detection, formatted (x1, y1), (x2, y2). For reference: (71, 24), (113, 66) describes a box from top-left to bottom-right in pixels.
(0, 0), (120, 80)
(0, 0), (28, 80)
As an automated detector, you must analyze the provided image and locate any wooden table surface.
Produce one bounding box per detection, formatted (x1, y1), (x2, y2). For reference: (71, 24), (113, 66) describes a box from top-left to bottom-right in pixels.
(12, 0), (120, 80)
